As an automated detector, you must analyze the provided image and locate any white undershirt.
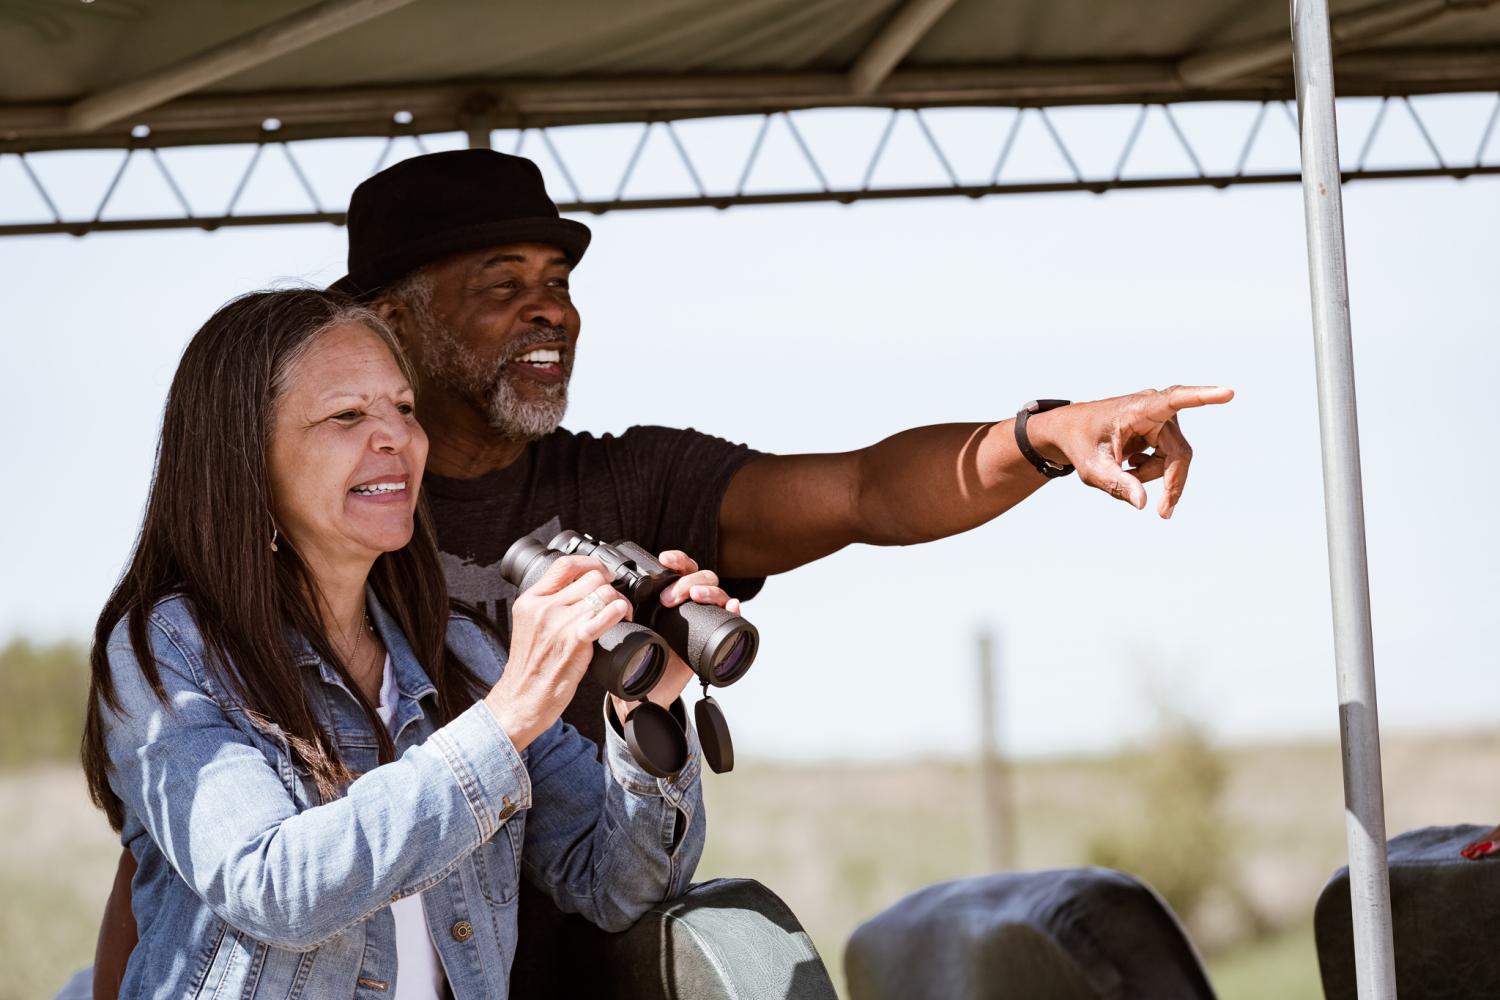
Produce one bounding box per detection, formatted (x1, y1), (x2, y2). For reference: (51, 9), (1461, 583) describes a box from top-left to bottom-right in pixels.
(375, 655), (446, 1000)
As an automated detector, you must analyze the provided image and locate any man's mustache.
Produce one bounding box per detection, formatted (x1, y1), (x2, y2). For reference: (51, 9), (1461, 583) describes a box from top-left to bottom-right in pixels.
(500, 326), (571, 365)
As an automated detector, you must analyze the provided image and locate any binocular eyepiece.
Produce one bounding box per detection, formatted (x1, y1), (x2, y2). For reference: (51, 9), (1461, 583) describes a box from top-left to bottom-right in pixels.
(500, 530), (758, 777)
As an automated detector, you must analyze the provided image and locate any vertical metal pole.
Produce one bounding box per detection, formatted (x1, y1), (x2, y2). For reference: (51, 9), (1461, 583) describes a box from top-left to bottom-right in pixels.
(466, 122), (492, 150)
(1290, 2), (1397, 997)
(977, 630), (1014, 870)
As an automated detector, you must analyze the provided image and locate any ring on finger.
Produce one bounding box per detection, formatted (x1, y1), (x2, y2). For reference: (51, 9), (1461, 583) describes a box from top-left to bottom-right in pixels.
(583, 591), (606, 616)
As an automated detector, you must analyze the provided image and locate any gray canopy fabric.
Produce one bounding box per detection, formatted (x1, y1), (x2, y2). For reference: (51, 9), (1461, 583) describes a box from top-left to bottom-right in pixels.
(4, 0), (1500, 152)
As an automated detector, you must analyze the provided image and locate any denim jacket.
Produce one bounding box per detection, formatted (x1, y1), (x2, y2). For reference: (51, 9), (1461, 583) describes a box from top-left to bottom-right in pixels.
(100, 591), (705, 1000)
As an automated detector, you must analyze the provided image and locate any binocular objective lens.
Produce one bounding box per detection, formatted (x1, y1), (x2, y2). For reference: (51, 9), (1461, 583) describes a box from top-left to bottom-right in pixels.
(623, 643), (664, 695)
(712, 633), (750, 682)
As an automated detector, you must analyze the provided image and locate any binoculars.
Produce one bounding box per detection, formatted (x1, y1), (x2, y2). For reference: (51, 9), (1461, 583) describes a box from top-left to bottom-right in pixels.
(501, 529), (759, 777)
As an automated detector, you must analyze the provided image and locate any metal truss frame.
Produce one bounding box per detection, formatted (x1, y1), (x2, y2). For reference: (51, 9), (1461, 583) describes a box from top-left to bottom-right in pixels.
(4, 92), (1498, 238)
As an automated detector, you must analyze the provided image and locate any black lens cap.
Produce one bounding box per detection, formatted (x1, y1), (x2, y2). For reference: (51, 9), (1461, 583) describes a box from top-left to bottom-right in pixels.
(695, 696), (734, 774)
(623, 701), (689, 778)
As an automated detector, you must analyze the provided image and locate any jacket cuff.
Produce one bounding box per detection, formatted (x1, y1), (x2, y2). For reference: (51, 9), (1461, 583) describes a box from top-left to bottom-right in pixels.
(431, 701), (532, 842)
(603, 698), (700, 806)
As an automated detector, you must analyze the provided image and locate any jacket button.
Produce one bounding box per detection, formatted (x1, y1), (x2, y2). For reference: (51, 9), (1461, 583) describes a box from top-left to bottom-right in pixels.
(451, 920), (474, 943)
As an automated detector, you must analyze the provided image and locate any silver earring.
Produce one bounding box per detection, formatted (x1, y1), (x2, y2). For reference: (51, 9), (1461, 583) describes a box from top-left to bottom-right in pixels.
(269, 518), (280, 553)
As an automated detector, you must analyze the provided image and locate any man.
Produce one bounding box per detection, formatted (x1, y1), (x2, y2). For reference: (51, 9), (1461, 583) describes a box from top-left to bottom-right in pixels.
(91, 150), (1231, 999)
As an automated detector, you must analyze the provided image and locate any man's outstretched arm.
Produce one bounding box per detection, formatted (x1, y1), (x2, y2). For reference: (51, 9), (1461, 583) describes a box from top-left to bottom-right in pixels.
(717, 386), (1233, 578)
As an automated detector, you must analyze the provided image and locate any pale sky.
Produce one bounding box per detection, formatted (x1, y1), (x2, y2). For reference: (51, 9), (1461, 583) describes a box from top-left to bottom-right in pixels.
(4, 98), (1498, 760)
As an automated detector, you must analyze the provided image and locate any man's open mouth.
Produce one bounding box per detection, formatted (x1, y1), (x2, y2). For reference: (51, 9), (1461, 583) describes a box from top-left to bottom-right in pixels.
(514, 348), (562, 370)
(506, 346), (566, 383)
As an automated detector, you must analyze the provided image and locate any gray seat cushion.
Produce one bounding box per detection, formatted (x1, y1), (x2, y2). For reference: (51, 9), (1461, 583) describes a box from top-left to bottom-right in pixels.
(1316, 823), (1500, 1000)
(844, 868), (1216, 1000)
(607, 878), (838, 1000)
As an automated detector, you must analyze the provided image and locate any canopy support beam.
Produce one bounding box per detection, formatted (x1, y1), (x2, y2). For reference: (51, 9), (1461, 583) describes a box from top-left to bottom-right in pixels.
(67, 0), (424, 133)
(1184, 0), (1497, 86)
(8, 46), (1500, 151)
(1291, 1), (1398, 998)
(848, 0), (962, 95)
(5, 160), (1495, 238)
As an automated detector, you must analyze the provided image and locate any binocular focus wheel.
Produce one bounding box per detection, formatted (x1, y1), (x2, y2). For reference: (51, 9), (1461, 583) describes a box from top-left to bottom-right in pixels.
(623, 702), (690, 778)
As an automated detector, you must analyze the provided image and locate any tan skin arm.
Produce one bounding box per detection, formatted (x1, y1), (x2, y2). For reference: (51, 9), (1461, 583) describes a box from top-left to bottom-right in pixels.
(718, 387), (1233, 578)
(93, 848), (136, 1000)
(718, 423), (1030, 576)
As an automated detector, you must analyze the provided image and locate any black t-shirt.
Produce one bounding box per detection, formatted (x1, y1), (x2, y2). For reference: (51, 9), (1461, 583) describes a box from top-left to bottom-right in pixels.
(425, 424), (764, 1000)
(426, 423), (765, 749)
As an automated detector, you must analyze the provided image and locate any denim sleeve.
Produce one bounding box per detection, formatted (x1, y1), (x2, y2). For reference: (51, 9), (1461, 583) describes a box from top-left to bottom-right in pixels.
(102, 614), (531, 952)
(517, 700), (706, 932)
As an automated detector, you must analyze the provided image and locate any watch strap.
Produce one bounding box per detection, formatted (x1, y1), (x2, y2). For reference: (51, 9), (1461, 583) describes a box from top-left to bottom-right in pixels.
(1015, 399), (1075, 479)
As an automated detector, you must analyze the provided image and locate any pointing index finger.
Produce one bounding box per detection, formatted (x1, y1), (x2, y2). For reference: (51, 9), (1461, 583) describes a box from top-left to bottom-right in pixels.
(1163, 385), (1235, 412)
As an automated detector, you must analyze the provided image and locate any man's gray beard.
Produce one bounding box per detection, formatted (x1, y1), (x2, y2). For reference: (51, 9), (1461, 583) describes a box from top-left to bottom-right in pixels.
(485, 356), (569, 440)
(410, 308), (570, 441)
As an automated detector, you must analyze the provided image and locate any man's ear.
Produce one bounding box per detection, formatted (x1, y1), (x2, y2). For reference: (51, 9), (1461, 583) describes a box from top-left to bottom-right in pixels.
(371, 296), (400, 323)
(371, 296), (410, 345)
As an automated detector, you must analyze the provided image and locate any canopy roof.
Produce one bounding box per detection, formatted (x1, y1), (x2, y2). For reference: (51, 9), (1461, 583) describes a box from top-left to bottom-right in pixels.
(5, 0), (1500, 153)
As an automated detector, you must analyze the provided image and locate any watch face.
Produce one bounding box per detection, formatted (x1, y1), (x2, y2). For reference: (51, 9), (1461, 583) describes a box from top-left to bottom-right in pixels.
(1023, 400), (1041, 413)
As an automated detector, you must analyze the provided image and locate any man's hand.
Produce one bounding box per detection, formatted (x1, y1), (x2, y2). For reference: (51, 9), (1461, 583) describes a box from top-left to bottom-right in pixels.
(1026, 385), (1234, 519)
(608, 550), (736, 721)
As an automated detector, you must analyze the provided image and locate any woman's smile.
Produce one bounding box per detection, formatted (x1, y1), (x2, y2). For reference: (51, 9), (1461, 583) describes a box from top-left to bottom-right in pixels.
(349, 474), (411, 503)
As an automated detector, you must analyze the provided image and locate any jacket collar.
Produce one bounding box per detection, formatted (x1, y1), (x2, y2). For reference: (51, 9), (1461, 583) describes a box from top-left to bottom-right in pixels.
(286, 586), (439, 704)
(367, 587), (439, 703)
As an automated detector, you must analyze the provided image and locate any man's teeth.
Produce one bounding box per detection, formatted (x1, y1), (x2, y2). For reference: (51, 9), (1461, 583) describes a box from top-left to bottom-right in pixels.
(351, 482), (406, 495)
(516, 348), (562, 365)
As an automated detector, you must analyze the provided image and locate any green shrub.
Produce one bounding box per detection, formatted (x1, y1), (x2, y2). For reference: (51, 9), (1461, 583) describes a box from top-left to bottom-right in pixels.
(0, 638), (90, 768)
(1084, 716), (1242, 941)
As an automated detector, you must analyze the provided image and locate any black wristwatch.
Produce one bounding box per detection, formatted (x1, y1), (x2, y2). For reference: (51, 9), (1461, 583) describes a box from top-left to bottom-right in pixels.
(1015, 399), (1075, 479)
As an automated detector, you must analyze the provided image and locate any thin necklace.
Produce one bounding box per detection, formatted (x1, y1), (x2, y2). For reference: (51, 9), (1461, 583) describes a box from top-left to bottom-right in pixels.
(345, 609), (372, 669)
(362, 612), (378, 671)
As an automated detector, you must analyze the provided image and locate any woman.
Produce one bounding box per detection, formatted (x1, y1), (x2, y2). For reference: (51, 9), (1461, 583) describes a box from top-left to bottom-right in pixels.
(81, 289), (722, 999)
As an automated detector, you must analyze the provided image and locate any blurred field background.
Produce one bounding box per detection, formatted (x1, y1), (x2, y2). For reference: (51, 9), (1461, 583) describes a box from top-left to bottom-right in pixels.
(5, 636), (1498, 1000)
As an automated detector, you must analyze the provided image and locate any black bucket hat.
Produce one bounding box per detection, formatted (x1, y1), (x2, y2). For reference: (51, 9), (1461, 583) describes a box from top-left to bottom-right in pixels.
(330, 149), (591, 298)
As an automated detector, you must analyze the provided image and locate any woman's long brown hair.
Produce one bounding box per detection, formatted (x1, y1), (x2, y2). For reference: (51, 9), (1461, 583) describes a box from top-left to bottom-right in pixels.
(82, 288), (484, 832)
